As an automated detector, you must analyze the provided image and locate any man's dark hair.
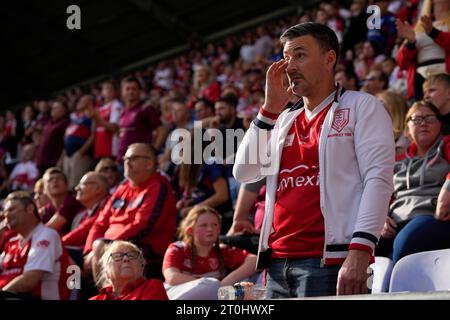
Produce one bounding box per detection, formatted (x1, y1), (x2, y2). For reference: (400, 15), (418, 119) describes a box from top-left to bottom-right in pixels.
(280, 22), (340, 68)
(168, 96), (186, 105)
(343, 69), (358, 82)
(374, 70), (389, 90)
(339, 69), (360, 90)
(195, 98), (214, 111)
(53, 99), (69, 113)
(121, 76), (142, 90)
(216, 94), (238, 109)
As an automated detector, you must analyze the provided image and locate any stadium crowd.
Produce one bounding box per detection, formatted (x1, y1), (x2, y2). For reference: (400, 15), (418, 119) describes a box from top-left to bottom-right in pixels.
(0, 0), (449, 300)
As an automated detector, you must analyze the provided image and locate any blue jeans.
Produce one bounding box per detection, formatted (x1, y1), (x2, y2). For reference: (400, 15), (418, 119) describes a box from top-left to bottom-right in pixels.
(376, 215), (450, 263)
(266, 258), (340, 298)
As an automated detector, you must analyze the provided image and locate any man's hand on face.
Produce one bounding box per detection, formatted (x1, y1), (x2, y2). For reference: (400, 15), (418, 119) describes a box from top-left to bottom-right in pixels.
(262, 59), (293, 114)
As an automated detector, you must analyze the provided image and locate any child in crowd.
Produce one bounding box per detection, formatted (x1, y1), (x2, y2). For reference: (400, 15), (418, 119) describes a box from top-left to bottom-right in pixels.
(162, 206), (257, 300)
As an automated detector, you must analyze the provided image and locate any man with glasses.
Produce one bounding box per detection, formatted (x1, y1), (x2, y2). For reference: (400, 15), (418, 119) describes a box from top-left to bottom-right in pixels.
(83, 143), (177, 281)
(0, 192), (70, 300)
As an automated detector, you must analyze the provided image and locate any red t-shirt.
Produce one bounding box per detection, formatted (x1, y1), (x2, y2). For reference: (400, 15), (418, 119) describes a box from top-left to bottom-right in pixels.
(35, 117), (70, 168)
(94, 100), (122, 159)
(270, 103), (332, 259)
(163, 241), (249, 279)
(89, 277), (168, 300)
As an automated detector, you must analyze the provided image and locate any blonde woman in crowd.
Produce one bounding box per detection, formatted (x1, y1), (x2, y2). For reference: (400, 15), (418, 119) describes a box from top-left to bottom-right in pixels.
(377, 90), (410, 157)
(90, 240), (168, 300)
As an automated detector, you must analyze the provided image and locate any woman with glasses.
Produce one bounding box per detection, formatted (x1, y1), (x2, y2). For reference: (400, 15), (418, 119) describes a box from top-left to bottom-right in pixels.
(376, 101), (450, 263)
(90, 240), (168, 300)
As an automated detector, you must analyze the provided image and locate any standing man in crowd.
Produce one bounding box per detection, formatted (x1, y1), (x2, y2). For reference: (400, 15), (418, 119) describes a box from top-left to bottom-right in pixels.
(63, 95), (95, 190)
(117, 77), (165, 167)
(89, 81), (123, 161)
(35, 100), (70, 176)
(233, 22), (395, 297)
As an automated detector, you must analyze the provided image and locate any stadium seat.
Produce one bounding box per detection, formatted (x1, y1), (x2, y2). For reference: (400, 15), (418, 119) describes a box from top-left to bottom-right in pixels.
(389, 249), (450, 292)
(370, 256), (394, 293)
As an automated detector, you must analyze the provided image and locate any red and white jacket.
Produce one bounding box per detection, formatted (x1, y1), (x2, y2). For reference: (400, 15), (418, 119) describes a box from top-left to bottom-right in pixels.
(233, 86), (395, 267)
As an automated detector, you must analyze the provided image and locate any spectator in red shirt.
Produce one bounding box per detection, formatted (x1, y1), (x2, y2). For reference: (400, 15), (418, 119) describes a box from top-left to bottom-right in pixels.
(41, 167), (83, 235)
(163, 206), (257, 300)
(90, 240), (167, 300)
(83, 143), (177, 283)
(187, 65), (221, 109)
(117, 77), (165, 164)
(63, 172), (110, 252)
(87, 81), (123, 160)
(0, 192), (70, 300)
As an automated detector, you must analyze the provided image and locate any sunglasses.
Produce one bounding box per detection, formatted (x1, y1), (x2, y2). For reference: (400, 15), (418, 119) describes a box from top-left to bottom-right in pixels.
(109, 251), (140, 262)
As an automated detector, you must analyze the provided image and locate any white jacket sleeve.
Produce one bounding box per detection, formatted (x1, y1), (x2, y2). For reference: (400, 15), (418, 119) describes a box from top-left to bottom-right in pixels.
(233, 109), (279, 184)
(233, 123), (272, 184)
(350, 94), (395, 251)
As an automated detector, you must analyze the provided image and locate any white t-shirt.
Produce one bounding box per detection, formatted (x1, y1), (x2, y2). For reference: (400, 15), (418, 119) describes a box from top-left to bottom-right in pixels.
(0, 223), (67, 300)
(9, 161), (39, 191)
